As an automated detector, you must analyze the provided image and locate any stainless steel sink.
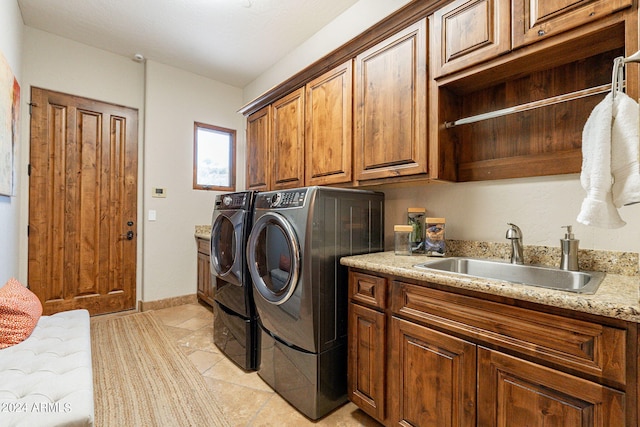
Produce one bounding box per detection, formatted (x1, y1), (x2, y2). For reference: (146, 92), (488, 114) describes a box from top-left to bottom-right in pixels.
(414, 257), (605, 294)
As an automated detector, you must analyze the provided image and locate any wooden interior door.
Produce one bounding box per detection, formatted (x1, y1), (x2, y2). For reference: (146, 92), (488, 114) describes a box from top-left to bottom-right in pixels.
(28, 87), (138, 315)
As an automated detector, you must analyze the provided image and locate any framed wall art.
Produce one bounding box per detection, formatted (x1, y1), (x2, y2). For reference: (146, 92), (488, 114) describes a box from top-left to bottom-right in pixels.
(0, 50), (20, 197)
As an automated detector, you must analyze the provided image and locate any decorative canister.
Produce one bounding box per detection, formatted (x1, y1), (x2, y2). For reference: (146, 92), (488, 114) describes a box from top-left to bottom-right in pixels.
(394, 225), (413, 256)
(407, 207), (426, 254)
(425, 218), (446, 256)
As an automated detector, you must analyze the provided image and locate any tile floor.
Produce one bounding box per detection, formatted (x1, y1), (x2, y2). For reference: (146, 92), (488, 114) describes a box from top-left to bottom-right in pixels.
(149, 302), (383, 427)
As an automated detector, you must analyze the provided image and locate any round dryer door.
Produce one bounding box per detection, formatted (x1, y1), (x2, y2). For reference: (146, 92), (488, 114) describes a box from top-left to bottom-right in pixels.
(211, 214), (238, 277)
(247, 212), (300, 305)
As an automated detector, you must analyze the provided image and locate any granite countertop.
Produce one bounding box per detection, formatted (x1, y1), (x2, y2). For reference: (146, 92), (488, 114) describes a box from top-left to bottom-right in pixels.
(341, 251), (640, 323)
(195, 225), (211, 240)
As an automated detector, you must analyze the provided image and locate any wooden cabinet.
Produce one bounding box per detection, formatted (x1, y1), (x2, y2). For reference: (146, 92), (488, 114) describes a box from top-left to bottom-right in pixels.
(272, 87), (305, 190)
(390, 316), (477, 426)
(305, 61), (353, 186)
(196, 237), (214, 306)
(348, 303), (386, 421)
(477, 348), (626, 426)
(347, 271), (387, 422)
(431, 0), (511, 78)
(433, 13), (634, 182)
(245, 106), (270, 191)
(347, 269), (635, 426)
(354, 19), (428, 183)
(241, 0), (637, 185)
(512, 0), (632, 48)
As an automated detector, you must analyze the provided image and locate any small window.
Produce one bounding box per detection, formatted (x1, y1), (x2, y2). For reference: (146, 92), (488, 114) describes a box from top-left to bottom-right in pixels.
(193, 122), (236, 191)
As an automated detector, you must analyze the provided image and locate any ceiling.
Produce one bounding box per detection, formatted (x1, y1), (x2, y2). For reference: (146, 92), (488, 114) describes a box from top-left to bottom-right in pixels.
(17, 0), (360, 88)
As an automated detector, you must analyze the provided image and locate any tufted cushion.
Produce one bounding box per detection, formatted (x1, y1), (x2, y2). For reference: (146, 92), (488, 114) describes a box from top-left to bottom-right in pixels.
(0, 309), (94, 426)
(0, 278), (43, 349)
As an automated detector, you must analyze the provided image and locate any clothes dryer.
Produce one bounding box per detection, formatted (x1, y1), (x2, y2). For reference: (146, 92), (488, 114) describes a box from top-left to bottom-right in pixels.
(246, 186), (384, 419)
(210, 191), (258, 371)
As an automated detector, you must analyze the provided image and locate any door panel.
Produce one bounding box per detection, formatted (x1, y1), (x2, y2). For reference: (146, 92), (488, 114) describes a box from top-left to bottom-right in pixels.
(28, 87), (138, 315)
(390, 316), (477, 426)
(477, 347), (626, 426)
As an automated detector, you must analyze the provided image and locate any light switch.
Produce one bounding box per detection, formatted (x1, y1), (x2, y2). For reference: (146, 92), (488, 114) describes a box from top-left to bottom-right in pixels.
(148, 210), (157, 221)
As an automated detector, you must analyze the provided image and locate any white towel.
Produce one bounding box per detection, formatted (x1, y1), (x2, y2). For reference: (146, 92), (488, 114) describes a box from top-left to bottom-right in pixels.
(611, 92), (640, 207)
(577, 93), (626, 228)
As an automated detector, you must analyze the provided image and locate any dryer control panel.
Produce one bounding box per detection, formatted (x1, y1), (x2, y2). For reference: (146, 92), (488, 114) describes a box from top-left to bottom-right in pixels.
(256, 188), (308, 209)
(214, 191), (253, 210)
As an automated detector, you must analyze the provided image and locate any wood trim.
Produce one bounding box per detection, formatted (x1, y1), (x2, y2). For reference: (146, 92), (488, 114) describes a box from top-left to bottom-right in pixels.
(193, 122), (236, 191)
(457, 149), (583, 181)
(138, 294), (199, 311)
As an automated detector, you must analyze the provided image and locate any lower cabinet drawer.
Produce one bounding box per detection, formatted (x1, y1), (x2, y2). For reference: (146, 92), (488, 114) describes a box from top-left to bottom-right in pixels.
(349, 271), (387, 309)
(391, 281), (627, 386)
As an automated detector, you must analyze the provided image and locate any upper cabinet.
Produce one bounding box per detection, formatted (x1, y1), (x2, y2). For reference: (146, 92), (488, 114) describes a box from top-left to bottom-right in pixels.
(240, 0), (637, 186)
(245, 105), (270, 191)
(354, 19), (428, 183)
(431, 0), (511, 78)
(512, 0), (633, 48)
(271, 87), (305, 190)
(432, 0), (636, 182)
(305, 61), (353, 186)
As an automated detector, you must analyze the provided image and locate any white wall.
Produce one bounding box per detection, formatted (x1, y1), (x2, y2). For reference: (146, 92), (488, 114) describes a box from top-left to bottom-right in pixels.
(382, 176), (640, 254)
(0, 0), (23, 283)
(243, 0), (412, 103)
(19, 29), (245, 303)
(143, 61), (244, 301)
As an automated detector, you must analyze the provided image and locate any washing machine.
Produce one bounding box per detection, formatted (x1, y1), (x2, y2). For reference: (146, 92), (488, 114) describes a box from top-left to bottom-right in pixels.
(246, 186), (384, 419)
(210, 191), (258, 371)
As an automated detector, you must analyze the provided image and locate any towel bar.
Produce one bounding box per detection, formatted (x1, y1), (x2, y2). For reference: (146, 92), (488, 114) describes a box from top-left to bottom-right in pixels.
(443, 84), (611, 129)
(444, 50), (640, 129)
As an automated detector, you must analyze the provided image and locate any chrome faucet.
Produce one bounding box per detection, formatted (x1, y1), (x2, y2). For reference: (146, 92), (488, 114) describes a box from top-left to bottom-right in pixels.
(506, 223), (524, 265)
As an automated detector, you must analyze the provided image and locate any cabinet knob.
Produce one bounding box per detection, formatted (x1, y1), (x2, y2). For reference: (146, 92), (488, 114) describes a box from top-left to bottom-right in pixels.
(538, 29), (545, 36)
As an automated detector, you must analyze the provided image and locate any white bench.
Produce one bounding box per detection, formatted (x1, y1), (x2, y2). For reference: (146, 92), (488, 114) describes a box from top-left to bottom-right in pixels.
(0, 309), (94, 427)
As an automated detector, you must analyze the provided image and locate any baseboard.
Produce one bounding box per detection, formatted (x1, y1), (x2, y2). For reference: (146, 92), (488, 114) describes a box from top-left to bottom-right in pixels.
(138, 294), (198, 312)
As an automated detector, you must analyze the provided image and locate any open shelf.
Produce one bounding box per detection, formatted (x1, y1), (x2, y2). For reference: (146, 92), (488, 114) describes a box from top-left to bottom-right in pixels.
(434, 20), (627, 182)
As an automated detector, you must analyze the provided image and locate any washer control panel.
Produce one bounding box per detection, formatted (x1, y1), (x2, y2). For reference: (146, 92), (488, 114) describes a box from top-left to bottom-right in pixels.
(256, 188), (308, 209)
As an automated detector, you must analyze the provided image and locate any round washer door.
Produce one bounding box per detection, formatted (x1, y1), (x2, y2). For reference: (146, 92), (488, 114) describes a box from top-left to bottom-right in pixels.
(211, 213), (240, 279)
(247, 212), (300, 305)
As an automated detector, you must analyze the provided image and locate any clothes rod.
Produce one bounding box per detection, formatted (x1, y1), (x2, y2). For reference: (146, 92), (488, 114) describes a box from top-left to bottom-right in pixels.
(443, 83), (611, 129)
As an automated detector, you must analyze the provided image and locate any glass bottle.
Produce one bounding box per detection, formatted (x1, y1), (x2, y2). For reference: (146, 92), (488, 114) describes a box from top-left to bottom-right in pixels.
(407, 208), (426, 254)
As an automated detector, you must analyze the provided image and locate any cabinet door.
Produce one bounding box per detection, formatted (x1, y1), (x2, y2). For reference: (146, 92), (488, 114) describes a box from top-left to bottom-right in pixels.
(348, 303), (386, 422)
(272, 87), (305, 190)
(390, 317), (476, 427)
(354, 19), (428, 182)
(478, 347), (626, 426)
(431, 0), (511, 78)
(305, 61), (353, 186)
(197, 249), (214, 306)
(246, 105), (271, 191)
(512, 0), (632, 48)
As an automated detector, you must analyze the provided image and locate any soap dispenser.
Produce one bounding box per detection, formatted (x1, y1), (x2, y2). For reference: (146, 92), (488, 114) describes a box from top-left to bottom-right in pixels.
(560, 225), (579, 271)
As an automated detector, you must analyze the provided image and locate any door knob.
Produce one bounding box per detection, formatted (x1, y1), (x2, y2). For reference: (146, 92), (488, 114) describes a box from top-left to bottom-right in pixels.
(121, 230), (134, 240)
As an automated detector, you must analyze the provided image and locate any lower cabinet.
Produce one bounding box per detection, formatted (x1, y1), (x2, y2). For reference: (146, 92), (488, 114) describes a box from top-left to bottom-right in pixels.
(347, 269), (632, 427)
(348, 303), (386, 421)
(196, 237), (214, 307)
(477, 348), (625, 426)
(390, 316), (476, 426)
